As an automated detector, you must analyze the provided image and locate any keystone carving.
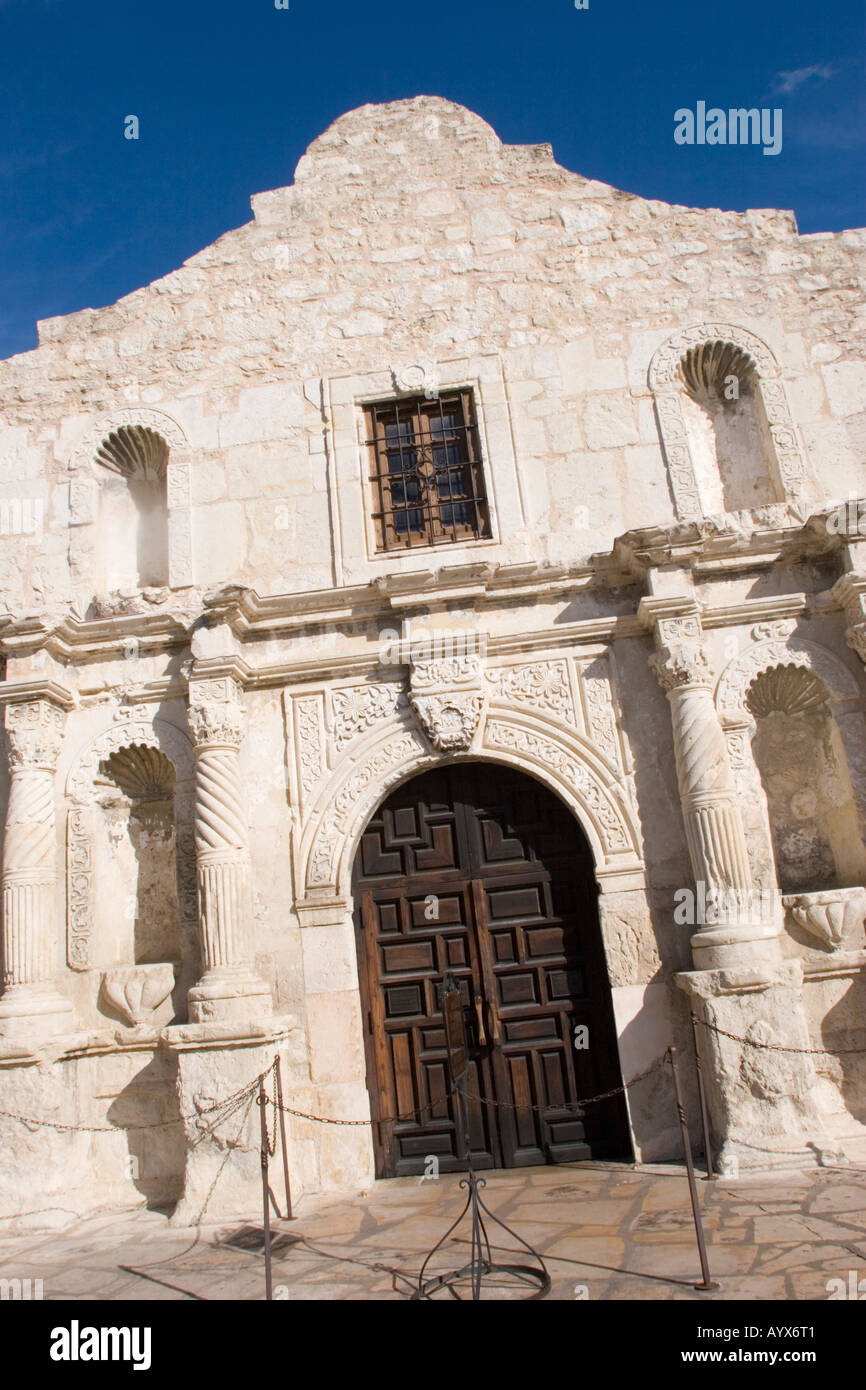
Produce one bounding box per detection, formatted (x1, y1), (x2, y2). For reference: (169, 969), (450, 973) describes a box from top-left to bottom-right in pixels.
(409, 654), (486, 752)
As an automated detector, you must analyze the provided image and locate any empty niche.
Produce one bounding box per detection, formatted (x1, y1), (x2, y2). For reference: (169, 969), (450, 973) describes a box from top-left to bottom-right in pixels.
(94, 745), (182, 966)
(95, 426), (169, 590)
(747, 666), (866, 894)
(678, 341), (781, 514)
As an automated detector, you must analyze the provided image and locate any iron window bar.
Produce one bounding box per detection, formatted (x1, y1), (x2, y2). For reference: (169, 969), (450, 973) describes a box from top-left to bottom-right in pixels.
(366, 390), (491, 552)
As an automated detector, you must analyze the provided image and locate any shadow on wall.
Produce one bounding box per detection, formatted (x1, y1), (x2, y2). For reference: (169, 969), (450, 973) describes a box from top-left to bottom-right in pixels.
(821, 977), (866, 1130)
(106, 1051), (185, 1211)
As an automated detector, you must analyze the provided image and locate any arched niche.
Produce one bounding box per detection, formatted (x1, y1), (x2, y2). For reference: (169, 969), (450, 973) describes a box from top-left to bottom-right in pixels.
(747, 667), (866, 893)
(94, 427), (169, 590)
(649, 324), (810, 520)
(68, 407), (193, 596)
(716, 635), (866, 895)
(95, 744), (182, 966)
(65, 716), (197, 974)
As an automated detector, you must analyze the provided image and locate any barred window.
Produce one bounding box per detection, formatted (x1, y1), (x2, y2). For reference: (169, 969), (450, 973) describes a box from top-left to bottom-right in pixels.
(364, 391), (491, 552)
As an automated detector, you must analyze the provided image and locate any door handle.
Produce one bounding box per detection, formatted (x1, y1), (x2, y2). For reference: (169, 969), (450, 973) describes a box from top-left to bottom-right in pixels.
(474, 995), (487, 1047)
(490, 1002), (502, 1047)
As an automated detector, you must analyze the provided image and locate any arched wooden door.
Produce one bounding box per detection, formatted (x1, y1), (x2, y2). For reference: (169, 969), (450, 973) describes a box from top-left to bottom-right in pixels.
(352, 763), (632, 1178)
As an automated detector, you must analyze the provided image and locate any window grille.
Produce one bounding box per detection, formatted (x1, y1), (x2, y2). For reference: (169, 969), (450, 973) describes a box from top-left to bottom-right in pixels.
(364, 390), (490, 552)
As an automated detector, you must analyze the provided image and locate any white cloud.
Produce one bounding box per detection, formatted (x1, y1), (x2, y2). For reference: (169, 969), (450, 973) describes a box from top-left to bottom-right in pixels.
(773, 64), (837, 95)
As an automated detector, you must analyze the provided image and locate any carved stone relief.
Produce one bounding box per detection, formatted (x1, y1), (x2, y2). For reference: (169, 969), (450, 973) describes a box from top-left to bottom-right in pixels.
(410, 655), (486, 752)
(486, 659), (576, 728)
(484, 718), (632, 855)
(329, 683), (405, 756)
(307, 729), (425, 889)
(578, 655), (623, 771)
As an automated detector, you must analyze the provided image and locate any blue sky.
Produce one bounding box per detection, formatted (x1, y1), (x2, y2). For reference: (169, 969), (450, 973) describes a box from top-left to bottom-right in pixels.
(1, 0), (863, 360)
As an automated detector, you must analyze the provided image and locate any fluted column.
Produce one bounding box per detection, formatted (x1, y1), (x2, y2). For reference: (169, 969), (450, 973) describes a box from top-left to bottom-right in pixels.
(186, 676), (271, 1022)
(0, 693), (73, 1038)
(641, 600), (779, 969)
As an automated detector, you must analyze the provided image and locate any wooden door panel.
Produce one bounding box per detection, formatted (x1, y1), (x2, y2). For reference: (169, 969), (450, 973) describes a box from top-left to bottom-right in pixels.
(353, 764), (631, 1177)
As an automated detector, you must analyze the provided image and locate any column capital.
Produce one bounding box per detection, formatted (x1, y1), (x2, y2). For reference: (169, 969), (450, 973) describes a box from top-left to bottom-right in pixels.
(639, 598), (713, 692)
(187, 668), (248, 750)
(2, 687), (73, 772)
(0, 679), (75, 711)
(187, 699), (246, 751)
(831, 570), (866, 622)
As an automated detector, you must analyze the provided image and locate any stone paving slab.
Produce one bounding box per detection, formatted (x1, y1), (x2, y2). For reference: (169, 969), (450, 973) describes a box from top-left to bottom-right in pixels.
(0, 1162), (864, 1301)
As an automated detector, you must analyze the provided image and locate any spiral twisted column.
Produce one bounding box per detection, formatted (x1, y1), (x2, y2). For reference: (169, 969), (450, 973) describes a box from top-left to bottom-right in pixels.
(186, 677), (272, 1022)
(643, 603), (779, 969)
(0, 694), (74, 1038)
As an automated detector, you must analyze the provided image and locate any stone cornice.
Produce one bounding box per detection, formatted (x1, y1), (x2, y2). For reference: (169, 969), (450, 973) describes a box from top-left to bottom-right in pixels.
(0, 611), (190, 663)
(187, 654), (254, 690)
(637, 596), (702, 631)
(614, 507), (850, 579)
(0, 679), (75, 710)
(0, 508), (856, 676)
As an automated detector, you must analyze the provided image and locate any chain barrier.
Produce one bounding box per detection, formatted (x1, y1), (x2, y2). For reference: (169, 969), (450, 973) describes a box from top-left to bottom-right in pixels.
(461, 1058), (664, 1119)
(693, 1016), (866, 1056)
(3, 1018), (866, 1138)
(0, 1074), (263, 1136)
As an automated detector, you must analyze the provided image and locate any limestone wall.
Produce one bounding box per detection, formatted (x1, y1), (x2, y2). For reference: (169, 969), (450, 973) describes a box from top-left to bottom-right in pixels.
(0, 96), (864, 1221)
(0, 97), (863, 613)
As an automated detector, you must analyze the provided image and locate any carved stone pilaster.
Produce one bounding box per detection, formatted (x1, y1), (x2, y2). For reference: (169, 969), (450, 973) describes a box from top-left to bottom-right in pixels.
(186, 676), (271, 1022)
(0, 691), (74, 1039)
(640, 601), (778, 969)
(409, 654), (486, 752)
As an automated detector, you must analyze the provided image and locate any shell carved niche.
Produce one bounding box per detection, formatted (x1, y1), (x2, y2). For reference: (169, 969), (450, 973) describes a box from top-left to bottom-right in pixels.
(95, 426), (168, 480)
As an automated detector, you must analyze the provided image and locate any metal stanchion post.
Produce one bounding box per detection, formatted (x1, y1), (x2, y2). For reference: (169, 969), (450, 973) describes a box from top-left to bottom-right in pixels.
(690, 1013), (715, 1180)
(259, 1075), (273, 1301)
(274, 1056), (294, 1221)
(667, 1046), (719, 1292)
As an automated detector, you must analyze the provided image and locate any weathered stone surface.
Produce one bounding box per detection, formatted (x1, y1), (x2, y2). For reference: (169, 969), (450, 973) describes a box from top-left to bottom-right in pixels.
(0, 96), (864, 1221)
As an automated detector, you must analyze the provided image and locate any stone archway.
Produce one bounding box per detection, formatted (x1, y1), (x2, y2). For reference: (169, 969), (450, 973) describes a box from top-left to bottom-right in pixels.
(351, 759), (633, 1177)
(298, 710), (643, 902)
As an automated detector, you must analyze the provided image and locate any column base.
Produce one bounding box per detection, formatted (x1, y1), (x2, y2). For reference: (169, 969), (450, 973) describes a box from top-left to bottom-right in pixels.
(187, 966), (273, 1024)
(0, 985), (73, 1041)
(163, 1015), (299, 1227)
(675, 961), (834, 1171)
(689, 924), (782, 970)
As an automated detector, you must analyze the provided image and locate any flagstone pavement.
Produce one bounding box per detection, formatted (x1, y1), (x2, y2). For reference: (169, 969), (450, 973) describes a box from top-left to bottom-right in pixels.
(1, 1162), (865, 1301)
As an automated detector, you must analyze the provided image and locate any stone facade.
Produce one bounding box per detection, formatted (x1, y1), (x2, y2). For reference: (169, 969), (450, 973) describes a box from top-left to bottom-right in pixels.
(0, 96), (865, 1227)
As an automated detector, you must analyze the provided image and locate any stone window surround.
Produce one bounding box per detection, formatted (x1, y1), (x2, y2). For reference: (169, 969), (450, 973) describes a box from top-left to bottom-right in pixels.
(325, 355), (525, 575)
(648, 323), (810, 521)
(68, 406), (194, 591)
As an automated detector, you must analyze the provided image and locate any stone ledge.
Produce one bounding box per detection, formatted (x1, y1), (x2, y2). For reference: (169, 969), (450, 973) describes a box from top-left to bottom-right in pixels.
(161, 1014), (298, 1051)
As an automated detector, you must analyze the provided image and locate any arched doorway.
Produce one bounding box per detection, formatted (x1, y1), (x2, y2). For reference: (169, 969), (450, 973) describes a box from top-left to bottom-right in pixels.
(352, 762), (631, 1178)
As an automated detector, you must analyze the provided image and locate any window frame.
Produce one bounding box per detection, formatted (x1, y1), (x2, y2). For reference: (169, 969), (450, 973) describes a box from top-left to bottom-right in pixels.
(363, 389), (492, 554)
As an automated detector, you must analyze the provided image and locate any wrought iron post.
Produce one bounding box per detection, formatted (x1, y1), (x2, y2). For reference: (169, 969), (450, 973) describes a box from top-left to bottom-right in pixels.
(667, 1046), (718, 1292)
(259, 1075), (273, 1300)
(690, 1013), (715, 1179)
